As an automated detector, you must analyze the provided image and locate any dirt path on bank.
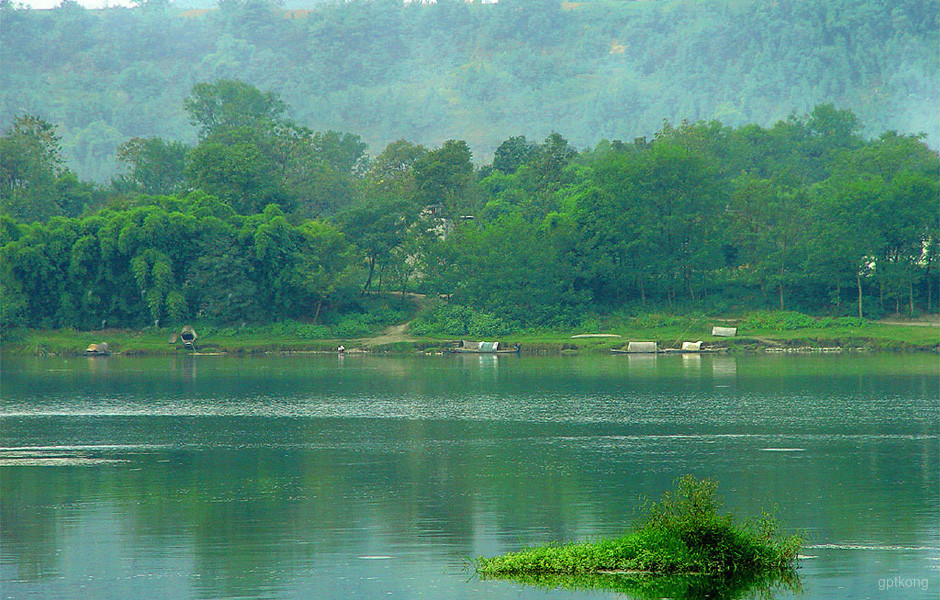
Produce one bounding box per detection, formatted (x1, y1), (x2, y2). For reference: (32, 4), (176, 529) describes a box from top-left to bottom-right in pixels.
(359, 322), (422, 346)
(357, 293), (430, 347)
(876, 315), (940, 327)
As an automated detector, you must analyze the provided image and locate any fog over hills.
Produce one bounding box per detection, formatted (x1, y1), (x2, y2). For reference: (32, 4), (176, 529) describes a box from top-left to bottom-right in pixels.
(1, 0), (936, 180)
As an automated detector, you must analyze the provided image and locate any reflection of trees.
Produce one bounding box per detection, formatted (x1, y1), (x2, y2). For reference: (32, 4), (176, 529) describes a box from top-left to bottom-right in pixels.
(0, 469), (70, 580)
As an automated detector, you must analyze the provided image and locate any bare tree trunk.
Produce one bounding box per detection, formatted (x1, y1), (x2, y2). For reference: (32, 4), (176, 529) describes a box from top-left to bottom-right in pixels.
(778, 283), (784, 311)
(927, 264), (933, 313)
(857, 274), (863, 319)
(909, 279), (914, 315)
(313, 298), (323, 324)
(362, 255), (376, 296)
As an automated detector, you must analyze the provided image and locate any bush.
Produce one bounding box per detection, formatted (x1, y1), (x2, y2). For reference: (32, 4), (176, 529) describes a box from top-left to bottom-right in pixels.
(330, 305), (408, 338)
(742, 311), (816, 330)
(817, 316), (869, 328)
(409, 303), (511, 337)
(743, 311), (870, 331)
(476, 475), (803, 578)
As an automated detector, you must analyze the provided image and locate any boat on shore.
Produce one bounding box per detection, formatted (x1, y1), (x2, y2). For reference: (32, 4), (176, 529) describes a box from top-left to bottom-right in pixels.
(611, 340), (728, 354)
(447, 341), (520, 354)
(83, 342), (110, 356)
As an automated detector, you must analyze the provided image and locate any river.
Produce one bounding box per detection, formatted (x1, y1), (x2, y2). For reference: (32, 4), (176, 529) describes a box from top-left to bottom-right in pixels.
(1, 353), (937, 599)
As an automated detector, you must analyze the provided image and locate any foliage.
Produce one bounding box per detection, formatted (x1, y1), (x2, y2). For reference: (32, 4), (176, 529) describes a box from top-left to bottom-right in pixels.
(0, 115), (99, 221)
(408, 303), (511, 338)
(1, 90), (938, 331)
(0, 193), (358, 329)
(742, 311), (870, 330)
(476, 475), (804, 584)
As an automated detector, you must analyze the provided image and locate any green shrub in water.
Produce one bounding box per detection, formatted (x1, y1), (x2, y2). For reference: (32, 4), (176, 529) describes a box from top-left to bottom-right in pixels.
(476, 475), (803, 578)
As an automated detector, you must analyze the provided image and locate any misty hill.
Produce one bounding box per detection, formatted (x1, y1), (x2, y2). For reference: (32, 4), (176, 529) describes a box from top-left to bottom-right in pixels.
(1, 0), (936, 180)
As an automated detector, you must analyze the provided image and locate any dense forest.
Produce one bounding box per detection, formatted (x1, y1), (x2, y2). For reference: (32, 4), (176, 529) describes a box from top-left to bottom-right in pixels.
(1, 0), (937, 181)
(1, 79), (937, 333)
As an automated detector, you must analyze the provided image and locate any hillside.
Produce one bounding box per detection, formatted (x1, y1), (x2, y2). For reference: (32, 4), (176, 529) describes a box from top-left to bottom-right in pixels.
(1, 0), (936, 180)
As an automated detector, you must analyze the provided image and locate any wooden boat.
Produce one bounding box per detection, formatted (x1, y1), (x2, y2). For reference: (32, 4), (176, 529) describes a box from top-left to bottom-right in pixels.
(611, 347), (729, 355)
(448, 341), (520, 354)
(83, 342), (110, 356)
(611, 341), (658, 354)
(658, 347), (730, 354)
(179, 325), (198, 350)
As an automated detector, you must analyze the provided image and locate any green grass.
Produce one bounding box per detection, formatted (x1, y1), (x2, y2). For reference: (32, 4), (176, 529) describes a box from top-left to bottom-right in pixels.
(0, 326), (344, 357)
(2, 308), (936, 356)
(476, 475), (804, 594)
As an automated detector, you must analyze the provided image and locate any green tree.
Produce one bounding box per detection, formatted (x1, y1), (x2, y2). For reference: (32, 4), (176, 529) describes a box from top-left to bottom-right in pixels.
(115, 137), (189, 195)
(184, 79), (286, 140)
(185, 129), (286, 214)
(412, 139), (475, 215)
(492, 135), (536, 175)
(337, 196), (417, 295)
(292, 220), (356, 323)
(0, 115), (65, 221)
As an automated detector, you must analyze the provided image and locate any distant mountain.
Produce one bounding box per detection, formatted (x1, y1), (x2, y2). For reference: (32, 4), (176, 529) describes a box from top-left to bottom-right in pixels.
(1, 0), (936, 180)
(172, 0), (335, 9)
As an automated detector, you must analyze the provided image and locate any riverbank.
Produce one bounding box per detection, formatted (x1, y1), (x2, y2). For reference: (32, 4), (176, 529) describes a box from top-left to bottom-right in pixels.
(2, 316), (937, 357)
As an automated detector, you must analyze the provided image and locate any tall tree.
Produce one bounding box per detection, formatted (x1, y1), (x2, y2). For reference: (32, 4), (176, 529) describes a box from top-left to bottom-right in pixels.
(0, 115), (66, 221)
(184, 79), (286, 141)
(115, 137), (189, 195)
(412, 139), (475, 216)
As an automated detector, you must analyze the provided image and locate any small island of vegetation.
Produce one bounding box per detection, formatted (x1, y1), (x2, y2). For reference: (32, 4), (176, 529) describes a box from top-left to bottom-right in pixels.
(476, 476), (804, 596)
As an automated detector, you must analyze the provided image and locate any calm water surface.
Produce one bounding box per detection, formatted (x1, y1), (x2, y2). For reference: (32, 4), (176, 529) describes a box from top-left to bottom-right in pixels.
(1, 353), (937, 599)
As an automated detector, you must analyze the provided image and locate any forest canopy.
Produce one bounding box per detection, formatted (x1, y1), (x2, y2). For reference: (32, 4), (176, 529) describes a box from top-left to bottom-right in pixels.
(1, 82), (937, 331)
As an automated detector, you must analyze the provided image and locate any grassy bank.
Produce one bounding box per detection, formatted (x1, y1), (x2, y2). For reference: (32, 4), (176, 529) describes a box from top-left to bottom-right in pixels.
(476, 475), (803, 596)
(1, 312), (936, 357)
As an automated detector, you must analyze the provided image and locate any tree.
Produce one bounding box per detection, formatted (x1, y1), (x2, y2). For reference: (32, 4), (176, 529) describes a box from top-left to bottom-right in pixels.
(184, 79), (286, 140)
(443, 214), (588, 325)
(492, 135), (536, 175)
(115, 137), (189, 195)
(337, 197), (417, 295)
(292, 220), (356, 323)
(0, 115), (66, 221)
(412, 140), (474, 215)
(185, 129), (286, 214)
(185, 232), (261, 323)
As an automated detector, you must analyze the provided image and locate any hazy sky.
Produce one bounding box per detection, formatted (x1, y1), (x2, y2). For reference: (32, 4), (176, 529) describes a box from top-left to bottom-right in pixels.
(12, 0), (137, 8)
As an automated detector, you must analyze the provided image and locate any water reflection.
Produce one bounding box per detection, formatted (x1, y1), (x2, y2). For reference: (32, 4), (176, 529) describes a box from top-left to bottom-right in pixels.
(179, 354), (197, 381)
(481, 569), (803, 600)
(1, 354), (937, 600)
(626, 353), (658, 373)
(681, 353), (702, 374)
(712, 356), (737, 379)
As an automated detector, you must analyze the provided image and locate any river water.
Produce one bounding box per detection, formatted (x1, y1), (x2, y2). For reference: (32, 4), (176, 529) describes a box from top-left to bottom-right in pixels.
(1, 353), (937, 599)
